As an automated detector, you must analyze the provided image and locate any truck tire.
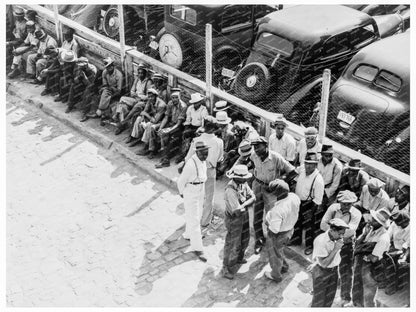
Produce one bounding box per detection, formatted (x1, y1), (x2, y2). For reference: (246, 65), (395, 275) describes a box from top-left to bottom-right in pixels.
(233, 62), (271, 102)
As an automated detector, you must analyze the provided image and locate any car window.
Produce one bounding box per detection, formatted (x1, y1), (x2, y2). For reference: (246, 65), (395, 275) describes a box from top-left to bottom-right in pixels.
(257, 32), (293, 57)
(354, 64), (378, 82)
(254, 5), (276, 22)
(170, 5), (197, 25)
(375, 70), (402, 92)
(221, 5), (252, 32)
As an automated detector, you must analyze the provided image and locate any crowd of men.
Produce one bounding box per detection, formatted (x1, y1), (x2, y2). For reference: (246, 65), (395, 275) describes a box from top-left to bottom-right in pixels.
(7, 6), (410, 308)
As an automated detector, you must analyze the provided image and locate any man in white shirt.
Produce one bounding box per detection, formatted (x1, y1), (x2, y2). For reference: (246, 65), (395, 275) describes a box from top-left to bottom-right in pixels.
(177, 142), (210, 262)
(293, 152), (325, 255)
(264, 179), (300, 283)
(296, 127), (322, 166)
(186, 119), (224, 229)
(268, 114), (296, 164)
(350, 208), (391, 307)
(310, 218), (349, 307)
(320, 190), (362, 306)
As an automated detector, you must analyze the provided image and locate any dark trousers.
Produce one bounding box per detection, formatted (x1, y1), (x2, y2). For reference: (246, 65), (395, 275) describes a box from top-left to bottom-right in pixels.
(252, 180), (275, 246)
(222, 210), (250, 274)
(384, 251), (410, 293)
(267, 229), (293, 281)
(160, 126), (183, 160)
(352, 256), (378, 307)
(177, 125), (199, 161)
(339, 242), (354, 301)
(291, 200), (319, 248)
(311, 264), (339, 307)
(67, 81), (86, 109)
(80, 85), (98, 116)
(45, 71), (61, 93)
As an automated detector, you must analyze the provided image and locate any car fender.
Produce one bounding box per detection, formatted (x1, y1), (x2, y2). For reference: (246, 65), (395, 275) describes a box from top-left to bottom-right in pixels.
(373, 13), (404, 38)
(279, 77), (323, 115)
(214, 45), (242, 59)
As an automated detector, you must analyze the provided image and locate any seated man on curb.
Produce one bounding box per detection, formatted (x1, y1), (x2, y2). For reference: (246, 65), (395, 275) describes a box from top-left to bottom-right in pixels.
(222, 165), (255, 280)
(8, 20), (38, 79)
(26, 29), (58, 83)
(86, 57), (123, 125)
(66, 57), (97, 114)
(39, 47), (65, 96)
(155, 88), (187, 168)
(152, 73), (168, 104)
(113, 64), (153, 135)
(264, 179), (300, 283)
(130, 88), (167, 157)
(6, 6), (27, 65)
(54, 50), (78, 104)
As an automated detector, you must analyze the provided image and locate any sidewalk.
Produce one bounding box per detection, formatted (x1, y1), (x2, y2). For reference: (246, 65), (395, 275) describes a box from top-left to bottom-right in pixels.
(6, 77), (409, 307)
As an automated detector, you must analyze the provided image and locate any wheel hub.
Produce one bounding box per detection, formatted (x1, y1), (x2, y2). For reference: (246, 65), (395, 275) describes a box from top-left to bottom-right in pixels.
(246, 75), (257, 88)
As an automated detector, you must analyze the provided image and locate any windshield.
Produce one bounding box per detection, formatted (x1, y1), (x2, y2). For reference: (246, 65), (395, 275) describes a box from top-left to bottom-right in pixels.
(256, 32), (294, 57)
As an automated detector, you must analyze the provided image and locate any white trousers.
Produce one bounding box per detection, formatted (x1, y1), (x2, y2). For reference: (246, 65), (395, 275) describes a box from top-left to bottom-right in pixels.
(183, 183), (205, 252)
(201, 167), (216, 227)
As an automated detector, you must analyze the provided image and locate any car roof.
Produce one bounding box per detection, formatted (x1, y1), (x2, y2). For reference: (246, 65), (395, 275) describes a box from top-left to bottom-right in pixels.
(351, 31), (410, 78)
(260, 5), (374, 45)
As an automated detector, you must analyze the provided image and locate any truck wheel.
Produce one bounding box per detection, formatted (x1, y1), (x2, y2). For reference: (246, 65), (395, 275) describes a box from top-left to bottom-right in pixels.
(233, 62), (271, 102)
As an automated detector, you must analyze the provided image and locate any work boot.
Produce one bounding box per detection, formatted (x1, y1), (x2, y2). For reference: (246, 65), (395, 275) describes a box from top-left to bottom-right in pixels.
(222, 269), (234, 280)
(193, 251), (207, 262)
(7, 68), (20, 79)
(264, 271), (282, 283)
(129, 138), (142, 147)
(41, 89), (51, 96)
(80, 115), (88, 122)
(125, 136), (134, 144)
(65, 107), (72, 114)
(136, 145), (150, 156)
(147, 151), (158, 159)
(155, 158), (170, 168)
(86, 112), (99, 118)
(54, 96), (63, 102)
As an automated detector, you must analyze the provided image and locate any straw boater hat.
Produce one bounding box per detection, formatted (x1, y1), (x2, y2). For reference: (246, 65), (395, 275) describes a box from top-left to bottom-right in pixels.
(238, 139), (253, 157)
(346, 159), (362, 170)
(215, 111), (231, 125)
(336, 190), (357, 203)
(213, 100), (229, 112)
(189, 93), (205, 104)
(272, 114), (288, 127)
(103, 57), (114, 68)
(226, 164), (252, 180)
(370, 207), (391, 228)
(304, 152), (319, 163)
(194, 141), (210, 151)
(60, 50), (77, 63)
(147, 88), (159, 96)
(13, 6), (25, 16)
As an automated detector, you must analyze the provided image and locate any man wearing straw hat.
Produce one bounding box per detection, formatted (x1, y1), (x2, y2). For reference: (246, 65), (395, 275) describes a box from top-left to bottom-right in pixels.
(264, 179), (300, 283)
(177, 141), (210, 262)
(350, 208), (391, 307)
(339, 159), (369, 198)
(320, 190), (362, 306)
(296, 126), (322, 166)
(152, 73), (168, 104)
(222, 165), (255, 279)
(268, 114), (296, 164)
(6, 6), (27, 50)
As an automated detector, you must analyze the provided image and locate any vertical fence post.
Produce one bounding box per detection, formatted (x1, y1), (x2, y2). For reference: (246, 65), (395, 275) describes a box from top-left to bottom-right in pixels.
(117, 5), (129, 88)
(318, 69), (331, 142)
(53, 5), (63, 45)
(205, 24), (213, 114)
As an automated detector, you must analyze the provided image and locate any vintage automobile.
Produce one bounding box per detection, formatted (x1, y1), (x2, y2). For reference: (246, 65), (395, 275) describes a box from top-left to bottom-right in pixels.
(326, 31), (410, 174)
(232, 5), (405, 122)
(158, 4), (278, 73)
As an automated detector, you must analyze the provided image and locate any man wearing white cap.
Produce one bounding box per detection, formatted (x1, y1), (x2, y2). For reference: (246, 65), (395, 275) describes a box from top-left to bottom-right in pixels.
(185, 118), (224, 228)
(8, 21), (39, 79)
(264, 179), (300, 283)
(310, 218), (349, 307)
(176, 93), (208, 163)
(320, 190), (362, 306)
(350, 208), (391, 307)
(222, 165), (255, 279)
(155, 89), (187, 168)
(268, 114), (296, 164)
(177, 141), (210, 262)
(296, 126), (322, 166)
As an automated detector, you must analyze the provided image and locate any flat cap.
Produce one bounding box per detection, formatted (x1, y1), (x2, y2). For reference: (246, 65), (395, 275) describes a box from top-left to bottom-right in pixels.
(268, 179), (289, 194)
(336, 190), (357, 203)
(147, 88), (159, 96)
(367, 178), (385, 189)
(329, 218), (349, 229)
(251, 136), (268, 145)
(304, 127), (318, 136)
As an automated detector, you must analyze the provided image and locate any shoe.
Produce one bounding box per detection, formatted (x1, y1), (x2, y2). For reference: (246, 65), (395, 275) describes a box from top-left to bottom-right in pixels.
(31, 79), (42, 85)
(281, 266), (289, 274)
(115, 128), (123, 135)
(343, 302), (355, 307)
(264, 272), (282, 283)
(147, 151), (157, 159)
(26, 73), (36, 79)
(61, 98), (68, 104)
(340, 299), (351, 307)
(8, 68), (20, 79)
(41, 89), (51, 96)
(136, 148), (150, 156)
(155, 159), (170, 168)
(65, 107), (72, 114)
(237, 259), (247, 264)
(129, 139), (142, 147)
(193, 251), (207, 262)
(54, 96), (62, 102)
(174, 157), (183, 164)
(100, 119), (106, 126)
(304, 248), (313, 255)
(86, 112), (99, 118)
(222, 270), (234, 280)
(80, 116), (88, 122)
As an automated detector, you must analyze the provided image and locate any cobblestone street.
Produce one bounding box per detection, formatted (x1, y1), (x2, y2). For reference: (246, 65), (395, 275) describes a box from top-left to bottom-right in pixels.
(7, 95), (314, 307)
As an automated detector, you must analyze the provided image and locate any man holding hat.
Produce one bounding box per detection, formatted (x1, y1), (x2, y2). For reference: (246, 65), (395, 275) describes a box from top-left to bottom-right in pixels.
(222, 165), (255, 279)
(134, 88), (167, 157)
(350, 208), (391, 307)
(268, 114), (296, 164)
(296, 126), (322, 166)
(250, 136), (296, 254)
(26, 29), (58, 81)
(176, 93), (208, 163)
(317, 144), (343, 208)
(320, 190), (362, 306)
(264, 179), (300, 283)
(310, 218), (349, 307)
(177, 141), (210, 262)
(339, 159), (369, 198)
(8, 20), (38, 79)
(155, 88), (187, 168)
(185, 119), (224, 229)
(293, 152), (325, 255)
